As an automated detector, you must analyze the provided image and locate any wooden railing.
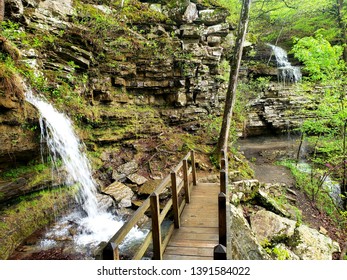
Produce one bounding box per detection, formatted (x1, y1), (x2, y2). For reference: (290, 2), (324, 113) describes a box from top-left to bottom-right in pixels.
(97, 150), (197, 260)
(214, 149), (228, 260)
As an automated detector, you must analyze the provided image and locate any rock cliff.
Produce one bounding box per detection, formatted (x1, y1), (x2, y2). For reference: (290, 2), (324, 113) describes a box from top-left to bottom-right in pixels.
(0, 0), (234, 203)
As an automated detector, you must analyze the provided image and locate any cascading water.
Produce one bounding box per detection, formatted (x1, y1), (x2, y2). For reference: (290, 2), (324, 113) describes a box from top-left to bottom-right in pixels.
(25, 89), (146, 255)
(268, 44), (302, 84)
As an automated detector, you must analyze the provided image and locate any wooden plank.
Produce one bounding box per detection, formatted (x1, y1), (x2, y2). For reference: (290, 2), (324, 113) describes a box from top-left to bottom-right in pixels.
(170, 232), (219, 242)
(168, 239), (216, 248)
(164, 246), (214, 257)
(169, 226), (218, 234)
(164, 254), (212, 260)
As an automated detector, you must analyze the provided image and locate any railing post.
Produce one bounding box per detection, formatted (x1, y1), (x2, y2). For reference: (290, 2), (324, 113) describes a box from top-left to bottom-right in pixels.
(218, 192), (227, 247)
(183, 159), (191, 203)
(214, 244), (227, 260)
(191, 150), (197, 185)
(150, 192), (162, 260)
(171, 171), (180, 228)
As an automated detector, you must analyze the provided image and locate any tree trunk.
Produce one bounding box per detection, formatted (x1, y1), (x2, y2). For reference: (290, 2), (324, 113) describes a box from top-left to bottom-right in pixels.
(0, 0), (4, 22)
(214, 0), (252, 161)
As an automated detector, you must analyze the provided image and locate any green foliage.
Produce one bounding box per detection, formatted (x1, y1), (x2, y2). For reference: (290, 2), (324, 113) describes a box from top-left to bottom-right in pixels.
(249, 0), (339, 47)
(279, 160), (345, 225)
(292, 35), (345, 81)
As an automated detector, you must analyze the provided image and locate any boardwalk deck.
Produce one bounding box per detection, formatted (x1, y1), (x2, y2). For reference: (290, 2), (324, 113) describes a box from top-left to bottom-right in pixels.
(163, 183), (220, 260)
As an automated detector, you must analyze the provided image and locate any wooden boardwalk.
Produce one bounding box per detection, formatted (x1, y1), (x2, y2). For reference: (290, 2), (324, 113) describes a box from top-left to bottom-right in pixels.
(163, 183), (220, 260)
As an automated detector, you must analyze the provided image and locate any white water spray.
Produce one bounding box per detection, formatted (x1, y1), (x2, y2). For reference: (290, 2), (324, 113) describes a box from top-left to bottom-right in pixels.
(25, 90), (146, 249)
(268, 44), (302, 83)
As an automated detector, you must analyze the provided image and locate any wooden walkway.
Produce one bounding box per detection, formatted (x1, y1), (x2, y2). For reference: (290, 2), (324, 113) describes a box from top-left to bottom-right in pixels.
(163, 183), (220, 260)
(99, 150), (228, 260)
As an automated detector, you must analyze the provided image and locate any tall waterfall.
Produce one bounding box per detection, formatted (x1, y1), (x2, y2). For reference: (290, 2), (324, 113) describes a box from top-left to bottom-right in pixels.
(25, 90), (128, 247)
(268, 44), (302, 83)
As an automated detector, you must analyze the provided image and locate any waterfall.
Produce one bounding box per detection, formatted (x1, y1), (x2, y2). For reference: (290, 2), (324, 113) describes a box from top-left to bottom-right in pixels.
(26, 89), (99, 218)
(24, 89), (145, 250)
(268, 44), (302, 84)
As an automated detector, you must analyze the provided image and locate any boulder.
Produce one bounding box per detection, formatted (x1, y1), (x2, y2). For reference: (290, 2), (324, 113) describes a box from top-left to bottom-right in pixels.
(183, 2), (198, 23)
(250, 209), (296, 244)
(138, 180), (160, 196)
(127, 173), (148, 186)
(291, 225), (340, 260)
(228, 204), (271, 260)
(38, 0), (73, 19)
(101, 182), (134, 208)
(112, 161), (138, 181)
(256, 189), (290, 217)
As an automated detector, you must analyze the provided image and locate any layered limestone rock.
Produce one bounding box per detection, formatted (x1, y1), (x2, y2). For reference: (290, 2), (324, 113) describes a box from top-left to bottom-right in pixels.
(244, 84), (315, 136)
(0, 0), (233, 202)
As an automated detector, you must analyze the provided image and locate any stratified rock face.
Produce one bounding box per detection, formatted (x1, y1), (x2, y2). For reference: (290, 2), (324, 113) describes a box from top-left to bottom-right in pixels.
(0, 0), (233, 202)
(0, 78), (40, 169)
(244, 84), (315, 136)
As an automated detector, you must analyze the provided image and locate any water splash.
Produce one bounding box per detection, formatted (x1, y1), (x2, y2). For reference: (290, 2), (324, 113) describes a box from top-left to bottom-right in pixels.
(25, 90), (146, 251)
(268, 44), (302, 84)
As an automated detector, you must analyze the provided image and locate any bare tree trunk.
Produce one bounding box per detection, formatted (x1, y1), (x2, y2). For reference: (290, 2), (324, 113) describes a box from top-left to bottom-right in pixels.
(0, 0), (4, 23)
(214, 0), (252, 161)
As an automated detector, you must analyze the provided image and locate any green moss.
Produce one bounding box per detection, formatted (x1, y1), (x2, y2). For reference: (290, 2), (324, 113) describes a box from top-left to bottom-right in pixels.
(0, 187), (75, 260)
(0, 163), (48, 181)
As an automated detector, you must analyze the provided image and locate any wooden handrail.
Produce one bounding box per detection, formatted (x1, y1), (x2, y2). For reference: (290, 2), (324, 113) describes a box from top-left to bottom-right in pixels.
(99, 150), (197, 260)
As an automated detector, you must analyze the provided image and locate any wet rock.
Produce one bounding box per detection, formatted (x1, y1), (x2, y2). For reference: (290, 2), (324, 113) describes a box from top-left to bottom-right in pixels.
(95, 193), (115, 212)
(228, 204), (271, 260)
(250, 209), (296, 244)
(101, 182), (134, 208)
